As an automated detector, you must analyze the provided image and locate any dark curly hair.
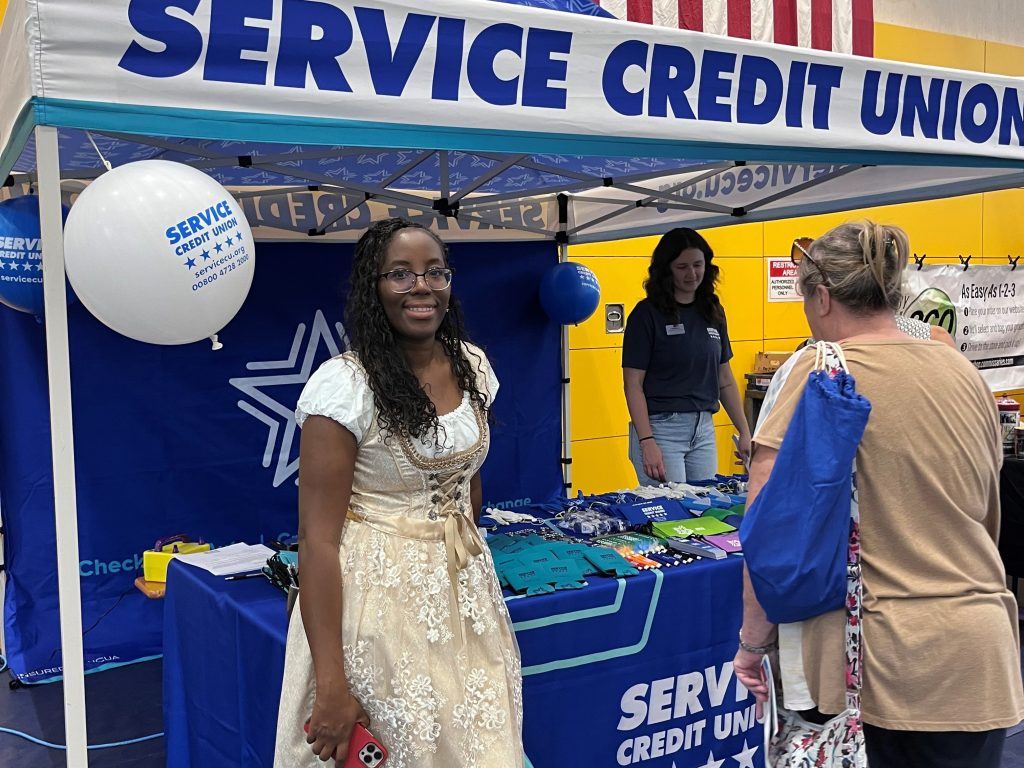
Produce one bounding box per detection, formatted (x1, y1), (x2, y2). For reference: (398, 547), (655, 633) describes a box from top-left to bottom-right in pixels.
(645, 228), (726, 327)
(345, 218), (489, 441)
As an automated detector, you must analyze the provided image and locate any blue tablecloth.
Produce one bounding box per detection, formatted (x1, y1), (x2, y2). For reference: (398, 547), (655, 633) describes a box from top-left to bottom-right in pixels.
(164, 555), (764, 768)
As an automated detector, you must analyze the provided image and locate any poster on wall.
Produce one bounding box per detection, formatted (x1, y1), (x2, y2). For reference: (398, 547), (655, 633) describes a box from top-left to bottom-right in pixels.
(767, 258), (801, 302)
(902, 265), (1024, 391)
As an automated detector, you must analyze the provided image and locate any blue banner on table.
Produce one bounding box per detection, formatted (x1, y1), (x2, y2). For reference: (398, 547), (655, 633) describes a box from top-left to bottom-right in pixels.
(513, 560), (760, 768)
(163, 556), (761, 768)
(0, 240), (562, 683)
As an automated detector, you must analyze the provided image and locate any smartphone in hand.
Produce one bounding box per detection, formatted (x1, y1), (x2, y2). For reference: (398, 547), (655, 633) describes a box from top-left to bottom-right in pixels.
(304, 720), (388, 767)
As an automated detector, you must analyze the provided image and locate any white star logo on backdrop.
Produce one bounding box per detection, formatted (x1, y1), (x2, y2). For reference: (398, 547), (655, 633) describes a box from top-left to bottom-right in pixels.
(697, 751), (725, 768)
(229, 310), (348, 487)
(732, 739), (758, 768)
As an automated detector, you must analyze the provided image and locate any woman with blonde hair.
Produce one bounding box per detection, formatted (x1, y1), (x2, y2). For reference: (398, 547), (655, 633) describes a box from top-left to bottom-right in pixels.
(734, 221), (1024, 768)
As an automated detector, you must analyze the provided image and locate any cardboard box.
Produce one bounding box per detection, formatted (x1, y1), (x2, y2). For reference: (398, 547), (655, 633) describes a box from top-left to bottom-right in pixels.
(754, 351), (793, 373)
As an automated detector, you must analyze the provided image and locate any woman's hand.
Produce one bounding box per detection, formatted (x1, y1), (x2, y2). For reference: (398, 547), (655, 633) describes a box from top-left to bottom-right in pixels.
(307, 684), (370, 762)
(641, 439), (667, 483)
(732, 647), (769, 704)
(734, 431), (752, 467)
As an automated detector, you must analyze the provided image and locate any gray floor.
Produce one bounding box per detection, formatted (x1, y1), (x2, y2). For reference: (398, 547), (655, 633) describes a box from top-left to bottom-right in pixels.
(1, 655), (1023, 766)
(0, 659), (164, 767)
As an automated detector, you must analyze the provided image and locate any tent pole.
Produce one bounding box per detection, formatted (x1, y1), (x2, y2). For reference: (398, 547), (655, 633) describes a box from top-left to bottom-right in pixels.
(36, 124), (90, 768)
(557, 192), (572, 496)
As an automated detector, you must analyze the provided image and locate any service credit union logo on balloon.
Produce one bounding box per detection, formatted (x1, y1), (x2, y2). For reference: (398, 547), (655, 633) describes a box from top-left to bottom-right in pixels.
(164, 199), (251, 294)
(65, 160), (255, 345)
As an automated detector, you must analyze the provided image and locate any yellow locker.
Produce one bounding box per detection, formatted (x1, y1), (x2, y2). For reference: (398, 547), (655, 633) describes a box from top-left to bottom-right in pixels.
(567, 256), (649, 350)
(703, 223), (763, 259)
(569, 348), (630, 442)
(570, 437), (636, 495)
(718, 257), (765, 343)
(983, 190), (1024, 259)
(570, 236), (661, 259)
(763, 337), (808, 354)
(762, 197), (984, 262)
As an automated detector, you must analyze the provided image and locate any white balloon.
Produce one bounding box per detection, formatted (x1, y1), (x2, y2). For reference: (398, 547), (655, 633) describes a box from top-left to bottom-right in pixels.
(64, 160), (255, 345)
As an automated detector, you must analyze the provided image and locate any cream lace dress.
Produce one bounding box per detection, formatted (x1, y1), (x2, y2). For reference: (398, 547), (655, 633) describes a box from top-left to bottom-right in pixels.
(273, 345), (524, 768)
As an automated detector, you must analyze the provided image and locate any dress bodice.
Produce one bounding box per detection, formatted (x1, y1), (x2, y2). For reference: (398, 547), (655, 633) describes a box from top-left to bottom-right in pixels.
(348, 387), (490, 523)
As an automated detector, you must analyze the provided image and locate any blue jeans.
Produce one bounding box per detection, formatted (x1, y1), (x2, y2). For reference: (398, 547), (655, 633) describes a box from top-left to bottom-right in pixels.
(629, 411), (717, 486)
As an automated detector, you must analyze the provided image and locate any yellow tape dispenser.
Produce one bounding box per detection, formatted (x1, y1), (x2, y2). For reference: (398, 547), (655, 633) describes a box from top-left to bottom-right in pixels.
(143, 534), (211, 583)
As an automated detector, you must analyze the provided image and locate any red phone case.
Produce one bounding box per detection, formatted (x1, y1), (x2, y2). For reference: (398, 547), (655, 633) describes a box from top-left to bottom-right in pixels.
(304, 720), (388, 767)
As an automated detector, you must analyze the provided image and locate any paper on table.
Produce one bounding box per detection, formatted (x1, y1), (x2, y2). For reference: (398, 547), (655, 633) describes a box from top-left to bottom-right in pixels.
(175, 542), (276, 577)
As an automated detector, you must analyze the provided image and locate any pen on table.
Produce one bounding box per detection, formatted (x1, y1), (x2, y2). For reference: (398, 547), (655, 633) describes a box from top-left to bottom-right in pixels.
(225, 571), (264, 581)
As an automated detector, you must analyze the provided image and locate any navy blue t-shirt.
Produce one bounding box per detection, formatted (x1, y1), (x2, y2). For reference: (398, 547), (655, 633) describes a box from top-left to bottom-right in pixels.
(621, 298), (733, 414)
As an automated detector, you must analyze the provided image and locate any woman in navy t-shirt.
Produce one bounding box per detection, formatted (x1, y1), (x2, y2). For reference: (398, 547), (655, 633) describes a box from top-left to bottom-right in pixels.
(622, 228), (751, 485)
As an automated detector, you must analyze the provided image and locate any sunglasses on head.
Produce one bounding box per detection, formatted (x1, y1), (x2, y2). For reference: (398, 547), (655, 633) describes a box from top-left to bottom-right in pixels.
(790, 237), (830, 292)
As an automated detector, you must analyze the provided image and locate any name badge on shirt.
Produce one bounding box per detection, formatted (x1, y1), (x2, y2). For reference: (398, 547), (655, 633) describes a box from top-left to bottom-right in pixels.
(665, 324), (686, 336)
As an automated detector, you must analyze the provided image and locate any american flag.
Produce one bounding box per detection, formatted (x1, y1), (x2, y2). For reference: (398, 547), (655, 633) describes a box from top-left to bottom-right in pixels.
(594, 0), (874, 56)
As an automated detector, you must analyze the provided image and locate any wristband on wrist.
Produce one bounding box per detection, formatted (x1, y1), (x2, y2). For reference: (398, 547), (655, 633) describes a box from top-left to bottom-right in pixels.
(639, 435), (655, 443)
(738, 630), (777, 655)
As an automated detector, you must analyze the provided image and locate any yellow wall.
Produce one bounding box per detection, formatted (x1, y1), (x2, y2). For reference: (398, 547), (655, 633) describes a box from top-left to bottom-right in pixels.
(567, 24), (1024, 495)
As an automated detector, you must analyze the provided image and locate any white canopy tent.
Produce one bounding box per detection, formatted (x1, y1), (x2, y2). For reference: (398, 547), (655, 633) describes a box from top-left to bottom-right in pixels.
(2, 0), (1024, 763)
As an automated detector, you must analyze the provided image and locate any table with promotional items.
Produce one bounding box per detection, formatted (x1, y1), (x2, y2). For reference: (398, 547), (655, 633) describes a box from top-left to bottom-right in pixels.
(163, 548), (763, 768)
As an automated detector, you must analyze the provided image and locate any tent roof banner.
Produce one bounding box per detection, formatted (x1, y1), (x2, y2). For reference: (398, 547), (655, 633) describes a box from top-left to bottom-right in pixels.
(2, 0), (1023, 242)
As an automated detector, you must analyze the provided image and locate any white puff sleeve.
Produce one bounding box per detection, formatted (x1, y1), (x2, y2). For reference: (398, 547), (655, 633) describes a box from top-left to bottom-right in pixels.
(295, 355), (375, 443)
(465, 343), (499, 408)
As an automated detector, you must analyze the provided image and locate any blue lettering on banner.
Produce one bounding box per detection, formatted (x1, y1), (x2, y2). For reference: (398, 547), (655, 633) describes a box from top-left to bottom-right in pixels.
(205, 0), (273, 85)
(119, 2), (572, 110)
(432, 16), (466, 102)
(806, 63), (842, 129)
(467, 23), (525, 107)
(861, 71), (902, 136)
(736, 55), (783, 125)
(114, 1), (1024, 148)
(784, 60), (807, 128)
(900, 76), (944, 139)
(603, 41), (648, 118)
(357, 8), (436, 98)
(961, 83), (1000, 144)
(696, 50), (736, 123)
(943, 80), (963, 140)
(522, 28), (572, 110)
(119, 0), (204, 78)
(648, 44), (696, 120)
(80, 554), (144, 578)
(1000, 90), (1024, 146)
(603, 45), (842, 131)
(860, 70), (1024, 145)
(275, 0), (354, 92)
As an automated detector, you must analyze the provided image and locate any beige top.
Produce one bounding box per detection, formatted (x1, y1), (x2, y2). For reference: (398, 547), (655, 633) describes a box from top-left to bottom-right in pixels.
(757, 339), (1024, 731)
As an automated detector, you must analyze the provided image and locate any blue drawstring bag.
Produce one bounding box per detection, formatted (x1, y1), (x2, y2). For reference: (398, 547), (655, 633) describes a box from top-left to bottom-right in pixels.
(740, 343), (871, 624)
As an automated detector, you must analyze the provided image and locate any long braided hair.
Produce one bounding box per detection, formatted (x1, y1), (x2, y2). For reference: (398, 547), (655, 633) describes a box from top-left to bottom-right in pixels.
(345, 218), (489, 441)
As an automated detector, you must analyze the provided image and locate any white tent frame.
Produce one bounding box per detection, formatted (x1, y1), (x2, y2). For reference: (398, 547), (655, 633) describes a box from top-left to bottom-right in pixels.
(3, 1), (1024, 765)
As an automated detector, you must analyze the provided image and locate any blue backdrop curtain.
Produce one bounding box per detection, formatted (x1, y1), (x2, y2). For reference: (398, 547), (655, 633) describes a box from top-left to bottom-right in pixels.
(0, 239), (562, 682)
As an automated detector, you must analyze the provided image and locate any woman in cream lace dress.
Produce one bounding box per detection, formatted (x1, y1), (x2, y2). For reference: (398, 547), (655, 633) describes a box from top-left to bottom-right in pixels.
(274, 219), (523, 768)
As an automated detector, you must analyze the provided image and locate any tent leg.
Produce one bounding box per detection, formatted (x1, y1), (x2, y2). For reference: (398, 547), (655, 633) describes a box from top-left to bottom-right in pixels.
(35, 124), (89, 767)
(558, 242), (572, 496)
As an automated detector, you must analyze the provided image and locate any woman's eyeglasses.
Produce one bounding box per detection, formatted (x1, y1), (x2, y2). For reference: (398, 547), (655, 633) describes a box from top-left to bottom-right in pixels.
(790, 237), (831, 291)
(378, 267), (454, 294)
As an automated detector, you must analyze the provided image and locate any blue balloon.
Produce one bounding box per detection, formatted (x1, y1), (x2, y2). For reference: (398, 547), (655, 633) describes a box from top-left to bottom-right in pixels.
(0, 195), (74, 317)
(539, 261), (601, 325)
